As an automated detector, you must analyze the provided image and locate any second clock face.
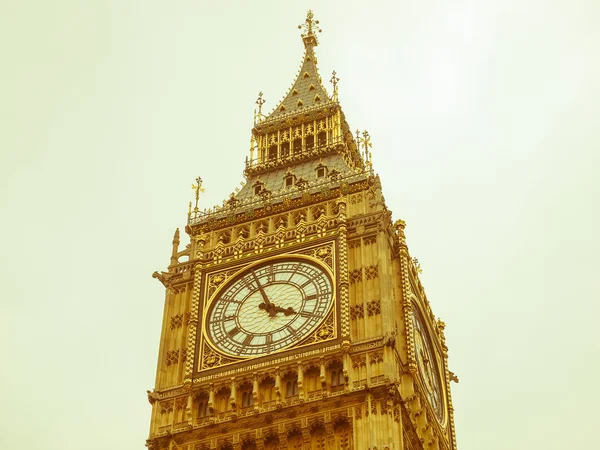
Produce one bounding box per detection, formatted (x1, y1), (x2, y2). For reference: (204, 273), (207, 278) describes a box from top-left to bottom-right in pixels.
(413, 307), (445, 424)
(206, 258), (334, 357)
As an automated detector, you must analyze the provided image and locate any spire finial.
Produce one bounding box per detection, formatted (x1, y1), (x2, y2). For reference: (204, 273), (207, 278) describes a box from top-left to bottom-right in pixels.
(359, 130), (373, 171)
(191, 176), (205, 212)
(298, 10), (321, 47)
(330, 70), (340, 101)
(255, 91), (265, 123)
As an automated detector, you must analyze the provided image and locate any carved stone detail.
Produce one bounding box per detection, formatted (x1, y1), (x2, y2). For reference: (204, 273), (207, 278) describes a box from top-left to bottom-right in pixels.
(364, 264), (378, 280)
(336, 197), (350, 339)
(349, 304), (364, 320)
(170, 314), (184, 330)
(299, 242), (333, 269)
(305, 311), (335, 344)
(367, 299), (381, 316)
(185, 264), (202, 380)
(349, 269), (362, 284)
(200, 342), (238, 370)
(165, 350), (179, 367)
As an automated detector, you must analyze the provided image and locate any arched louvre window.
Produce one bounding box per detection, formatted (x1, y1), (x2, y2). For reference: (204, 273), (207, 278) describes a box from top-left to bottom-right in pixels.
(331, 369), (339, 387)
(198, 400), (211, 418)
(241, 391), (254, 407)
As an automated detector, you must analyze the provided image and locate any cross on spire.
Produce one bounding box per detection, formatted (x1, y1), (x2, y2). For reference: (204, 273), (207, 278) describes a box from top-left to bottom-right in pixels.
(298, 10), (321, 47)
(191, 176), (205, 212)
(330, 70), (340, 101)
(255, 91), (265, 113)
(356, 130), (373, 169)
(254, 91), (266, 124)
(330, 71), (339, 89)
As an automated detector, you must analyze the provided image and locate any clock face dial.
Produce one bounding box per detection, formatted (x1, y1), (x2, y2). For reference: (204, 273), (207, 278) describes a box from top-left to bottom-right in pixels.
(413, 308), (445, 424)
(206, 258), (334, 357)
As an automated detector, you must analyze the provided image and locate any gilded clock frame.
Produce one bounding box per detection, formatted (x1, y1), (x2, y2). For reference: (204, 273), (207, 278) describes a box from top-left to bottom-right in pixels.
(410, 295), (448, 428)
(192, 239), (340, 376)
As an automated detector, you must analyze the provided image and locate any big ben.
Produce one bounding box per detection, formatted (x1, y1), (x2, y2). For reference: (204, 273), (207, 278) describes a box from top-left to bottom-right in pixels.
(147, 11), (458, 450)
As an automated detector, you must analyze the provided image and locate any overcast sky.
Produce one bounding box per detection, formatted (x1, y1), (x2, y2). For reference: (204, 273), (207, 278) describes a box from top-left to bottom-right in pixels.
(1, 1), (599, 449)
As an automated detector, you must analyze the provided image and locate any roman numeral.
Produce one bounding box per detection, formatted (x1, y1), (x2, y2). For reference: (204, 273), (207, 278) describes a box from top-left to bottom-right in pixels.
(243, 334), (253, 346)
(227, 327), (240, 338)
(300, 280), (312, 288)
(266, 334), (273, 353)
(288, 267), (300, 282)
(300, 311), (318, 318)
(211, 315), (235, 324)
(305, 294), (318, 300)
(287, 326), (299, 338)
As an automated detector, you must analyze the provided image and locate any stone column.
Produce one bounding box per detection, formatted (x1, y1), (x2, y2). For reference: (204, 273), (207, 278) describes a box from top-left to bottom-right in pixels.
(253, 373), (259, 408)
(230, 378), (237, 410)
(297, 362), (304, 402)
(336, 197), (350, 340)
(342, 342), (351, 389)
(275, 369), (282, 406)
(208, 383), (215, 413)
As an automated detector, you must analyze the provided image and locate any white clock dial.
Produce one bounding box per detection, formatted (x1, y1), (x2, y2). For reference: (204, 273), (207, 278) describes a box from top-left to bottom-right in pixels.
(413, 307), (445, 424)
(206, 258), (334, 357)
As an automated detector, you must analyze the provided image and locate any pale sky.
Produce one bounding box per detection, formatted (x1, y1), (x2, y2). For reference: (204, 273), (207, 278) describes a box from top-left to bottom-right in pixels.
(1, 1), (599, 449)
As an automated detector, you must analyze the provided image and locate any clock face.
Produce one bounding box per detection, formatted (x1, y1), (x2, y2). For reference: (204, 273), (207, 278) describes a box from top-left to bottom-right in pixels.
(206, 258), (334, 357)
(412, 307), (445, 424)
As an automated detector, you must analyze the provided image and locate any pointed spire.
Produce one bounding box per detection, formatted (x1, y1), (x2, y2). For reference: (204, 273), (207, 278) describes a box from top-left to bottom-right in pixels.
(171, 228), (180, 265)
(265, 11), (330, 120)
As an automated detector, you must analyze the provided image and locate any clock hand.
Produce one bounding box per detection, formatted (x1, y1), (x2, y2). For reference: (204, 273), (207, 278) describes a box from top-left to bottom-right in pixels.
(252, 271), (273, 308)
(258, 302), (278, 317)
(271, 305), (296, 316)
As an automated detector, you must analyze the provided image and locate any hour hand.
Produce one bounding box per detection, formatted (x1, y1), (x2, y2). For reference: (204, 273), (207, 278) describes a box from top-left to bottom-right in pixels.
(258, 302), (278, 317)
(272, 305), (296, 316)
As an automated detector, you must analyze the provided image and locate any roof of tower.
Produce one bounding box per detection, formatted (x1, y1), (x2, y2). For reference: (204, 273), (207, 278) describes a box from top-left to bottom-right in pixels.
(263, 11), (333, 121)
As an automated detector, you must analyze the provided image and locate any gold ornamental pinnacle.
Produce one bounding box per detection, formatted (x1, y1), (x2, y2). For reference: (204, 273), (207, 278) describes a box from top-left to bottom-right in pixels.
(191, 176), (205, 212)
(254, 91), (266, 124)
(330, 70), (340, 101)
(298, 10), (322, 47)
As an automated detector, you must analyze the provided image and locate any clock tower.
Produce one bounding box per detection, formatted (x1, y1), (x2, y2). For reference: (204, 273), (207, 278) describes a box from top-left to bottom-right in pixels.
(147, 11), (458, 450)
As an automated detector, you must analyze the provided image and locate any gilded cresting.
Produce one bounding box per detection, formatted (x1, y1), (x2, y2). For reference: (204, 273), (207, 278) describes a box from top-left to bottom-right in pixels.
(147, 10), (458, 450)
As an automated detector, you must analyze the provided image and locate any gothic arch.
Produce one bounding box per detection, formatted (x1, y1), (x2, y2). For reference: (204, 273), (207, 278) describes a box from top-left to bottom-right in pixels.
(309, 419), (325, 432)
(241, 438), (257, 450)
(302, 362), (321, 374)
(309, 422), (327, 450)
(237, 380), (254, 409)
(259, 376), (276, 406)
(286, 427), (303, 450)
(325, 357), (342, 368)
(304, 365), (321, 395)
(235, 379), (254, 390)
(333, 416), (351, 450)
(264, 431), (280, 450)
(282, 371), (299, 400)
(214, 386), (231, 413)
(195, 391), (211, 419)
(328, 360), (345, 390)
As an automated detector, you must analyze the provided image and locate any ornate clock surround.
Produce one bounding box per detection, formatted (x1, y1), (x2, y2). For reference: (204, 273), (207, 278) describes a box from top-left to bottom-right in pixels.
(192, 238), (341, 377)
(411, 299), (448, 427)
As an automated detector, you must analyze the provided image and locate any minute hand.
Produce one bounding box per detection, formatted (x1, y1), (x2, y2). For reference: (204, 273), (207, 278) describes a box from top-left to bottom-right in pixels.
(252, 272), (273, 307)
